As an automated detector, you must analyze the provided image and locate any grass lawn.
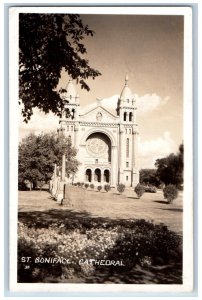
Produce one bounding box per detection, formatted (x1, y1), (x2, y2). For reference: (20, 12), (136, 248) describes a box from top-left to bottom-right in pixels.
(18, 186), (183, 234)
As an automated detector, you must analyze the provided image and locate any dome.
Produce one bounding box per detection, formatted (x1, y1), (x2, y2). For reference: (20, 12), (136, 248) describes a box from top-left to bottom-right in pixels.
(120, 75), (132, 100)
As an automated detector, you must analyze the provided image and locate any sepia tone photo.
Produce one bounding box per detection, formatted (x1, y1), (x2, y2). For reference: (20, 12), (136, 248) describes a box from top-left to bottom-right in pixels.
(9, 6), (193, 293)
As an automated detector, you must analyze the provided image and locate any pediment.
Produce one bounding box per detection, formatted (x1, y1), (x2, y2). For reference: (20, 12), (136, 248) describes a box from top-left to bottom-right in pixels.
(80, 105), (118, 123)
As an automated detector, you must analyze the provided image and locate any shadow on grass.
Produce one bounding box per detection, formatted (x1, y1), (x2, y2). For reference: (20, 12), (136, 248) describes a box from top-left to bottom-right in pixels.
(127, 196), (140, 200)
(18, 209), (136, 230)
(160, 208), (183, 212)
(153, 200), (168, 204)
(82, 263), (182, 284)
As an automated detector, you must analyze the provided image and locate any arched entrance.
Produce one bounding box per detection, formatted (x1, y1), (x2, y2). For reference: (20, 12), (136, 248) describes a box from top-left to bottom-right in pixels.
(94, 168), (101, 183)
(104, 170), (110, 183)
(85, 169), (92, 182)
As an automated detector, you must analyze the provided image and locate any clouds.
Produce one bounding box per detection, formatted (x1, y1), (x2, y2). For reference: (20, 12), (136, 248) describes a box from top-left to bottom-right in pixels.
(136, 94), (169, 115)
(96, 93), (169, 116)
(138, 131), (178, 168)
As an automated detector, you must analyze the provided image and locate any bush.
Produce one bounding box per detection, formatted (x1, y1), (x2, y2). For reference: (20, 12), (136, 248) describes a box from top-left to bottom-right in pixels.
(104, 184), (111, 192)
(90, 184), (94, 189)
(117, 183), (125, 194)
(144, 185), (157, 193)
(18, 219), (182, 283)
(163, 184), (178, 203)
(84, 183), (89, 189)
(81, 182), (84, 188)
(97, 185), (102, 192)
(134, 184), (145, 198)
(77, 182), (81, 187)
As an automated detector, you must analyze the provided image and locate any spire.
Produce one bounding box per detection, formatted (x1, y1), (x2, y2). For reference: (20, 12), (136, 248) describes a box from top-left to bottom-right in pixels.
(120, 74), (132, 101)
(125, 74), (129, 86)
(66, 77), (77, 99)
(61, 76), (77, 103)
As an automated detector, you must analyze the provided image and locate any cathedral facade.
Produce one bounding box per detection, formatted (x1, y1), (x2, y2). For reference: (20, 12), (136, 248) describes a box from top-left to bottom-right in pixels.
(58, 75), (139, 187)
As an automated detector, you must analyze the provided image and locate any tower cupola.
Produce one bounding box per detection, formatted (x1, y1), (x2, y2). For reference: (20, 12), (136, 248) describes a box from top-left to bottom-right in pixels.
(117, 75), (136, 123)
(61, 77), (78, 103)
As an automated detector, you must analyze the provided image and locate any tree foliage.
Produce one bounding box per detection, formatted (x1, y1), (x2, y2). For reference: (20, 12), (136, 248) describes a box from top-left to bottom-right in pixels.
(139, 169), (161, 187)
(155, 144), (184, 188)
(18, 132), (79, 189)
(19, 13), (101, 122)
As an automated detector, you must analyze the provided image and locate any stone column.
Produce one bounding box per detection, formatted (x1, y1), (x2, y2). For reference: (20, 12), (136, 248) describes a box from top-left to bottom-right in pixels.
(111, 145), (118, 187)
(74, 122), (79, 148)
(118, 125), (124, 184)
(61, 155), (66, 181)
(126, 112), (129, 122)
(132, 125), (139, 187)
(51, 164), (58, 196)
(101, 169), (104, 185)
(63, 183), (72, 207)
(54, 163), (57, 178)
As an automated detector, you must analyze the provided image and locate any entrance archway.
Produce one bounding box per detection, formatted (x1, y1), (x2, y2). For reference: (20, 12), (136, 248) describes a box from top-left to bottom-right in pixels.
(94, 168), (101, 183)
(85, 169), (92, 182)
(104, 170), (110, 183)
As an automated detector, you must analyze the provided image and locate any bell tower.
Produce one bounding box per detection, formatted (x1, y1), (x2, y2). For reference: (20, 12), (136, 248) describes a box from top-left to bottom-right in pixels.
(58, 77), (80, 147)
(117, 75), (139, 187)
(61, 77), (80, 120)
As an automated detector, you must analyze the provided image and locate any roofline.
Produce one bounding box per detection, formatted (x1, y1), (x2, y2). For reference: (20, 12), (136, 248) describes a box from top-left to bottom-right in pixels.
(80, 104), (118, 119)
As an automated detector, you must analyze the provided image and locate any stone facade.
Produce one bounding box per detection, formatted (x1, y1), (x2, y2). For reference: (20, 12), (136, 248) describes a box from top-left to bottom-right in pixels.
(58, 75), (139, 187)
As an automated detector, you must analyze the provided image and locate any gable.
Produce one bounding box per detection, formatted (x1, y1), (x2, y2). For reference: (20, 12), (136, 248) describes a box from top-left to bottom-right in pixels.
(79, 105), (118, 123)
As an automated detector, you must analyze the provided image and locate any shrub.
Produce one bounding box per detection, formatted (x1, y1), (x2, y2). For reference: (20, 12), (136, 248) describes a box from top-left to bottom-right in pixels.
(97, 185), (102, 192)
(134, 184), (145, 198)
(77, 182), (81, 187)
(104, 184), (111, 192)
(144, 185), (157, 193)
(90, 184), (94, 189)
(84, 183), (89, 189)
(18, 219), (182, 283)
(81, 182), (84, 188)
(117, 183), (125, 194)
(163, 184), (178, 203)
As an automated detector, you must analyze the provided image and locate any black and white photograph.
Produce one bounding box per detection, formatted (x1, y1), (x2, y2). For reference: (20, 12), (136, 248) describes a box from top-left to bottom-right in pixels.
(9, 6), (193, 293)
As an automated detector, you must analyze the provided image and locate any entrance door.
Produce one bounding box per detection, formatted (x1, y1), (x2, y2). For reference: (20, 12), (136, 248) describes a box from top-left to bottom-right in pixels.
(94, 168), (101, 183)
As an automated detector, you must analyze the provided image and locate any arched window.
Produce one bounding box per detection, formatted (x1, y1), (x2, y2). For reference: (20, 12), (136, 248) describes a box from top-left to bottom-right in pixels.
(126, 138), (129, 158)
(129, 112), (133, 122)
(123, 112), (127, 121)
(72, 109), (75, 120)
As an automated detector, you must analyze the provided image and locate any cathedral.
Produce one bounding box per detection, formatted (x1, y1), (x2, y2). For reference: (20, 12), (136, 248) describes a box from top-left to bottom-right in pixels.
(58, 75), (139, 187)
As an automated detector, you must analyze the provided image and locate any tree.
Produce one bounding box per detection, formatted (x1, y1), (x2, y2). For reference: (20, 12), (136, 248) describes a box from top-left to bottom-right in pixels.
(19, 13), (101, 122)
(155, 144), (184, 188)
(139, 169), (161, 187)
(18, 132), (79, 189)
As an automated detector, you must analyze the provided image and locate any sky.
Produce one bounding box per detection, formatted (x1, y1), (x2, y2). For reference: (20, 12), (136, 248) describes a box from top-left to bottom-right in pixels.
(19, 13), (184, 168)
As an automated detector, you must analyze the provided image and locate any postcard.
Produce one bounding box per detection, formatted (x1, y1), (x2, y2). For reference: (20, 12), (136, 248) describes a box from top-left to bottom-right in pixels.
(9, 6), (193, 294)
